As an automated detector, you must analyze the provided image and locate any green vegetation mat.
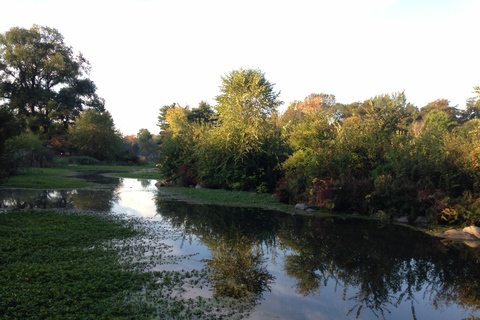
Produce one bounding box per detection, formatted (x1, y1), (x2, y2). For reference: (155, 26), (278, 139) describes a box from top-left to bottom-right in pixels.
(0, 209), (255, 319)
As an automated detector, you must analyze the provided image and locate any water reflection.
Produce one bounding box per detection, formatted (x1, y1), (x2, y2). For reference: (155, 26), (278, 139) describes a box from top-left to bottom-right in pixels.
(155, 198), (480, 319)
(1, 176), (480, 319)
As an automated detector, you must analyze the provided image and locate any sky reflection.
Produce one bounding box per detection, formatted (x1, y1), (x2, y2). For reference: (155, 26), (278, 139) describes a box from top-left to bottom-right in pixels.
(2, 176), (480, 319)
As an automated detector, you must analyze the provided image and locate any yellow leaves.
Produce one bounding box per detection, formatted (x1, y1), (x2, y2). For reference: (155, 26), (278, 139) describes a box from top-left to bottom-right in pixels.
(165, 106), (189, 136)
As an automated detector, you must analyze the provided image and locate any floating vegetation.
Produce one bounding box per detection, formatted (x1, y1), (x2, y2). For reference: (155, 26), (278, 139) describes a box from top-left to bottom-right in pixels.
(0, 209), (253, 319)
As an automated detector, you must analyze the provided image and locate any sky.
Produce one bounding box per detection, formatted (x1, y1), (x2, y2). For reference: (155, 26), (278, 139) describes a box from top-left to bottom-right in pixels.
(2, 0), (479, 135)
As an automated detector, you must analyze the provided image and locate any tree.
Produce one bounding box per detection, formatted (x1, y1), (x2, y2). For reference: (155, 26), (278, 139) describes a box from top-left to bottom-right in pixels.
(0, 25), (104, 136)
(463, 86), (480, 120)
(215, 68), (282, 128)
(188, 100), (215, 124)
(157, 102), (178, 131)
(137, 128), (157, 158)
(68, 109), (122, 161)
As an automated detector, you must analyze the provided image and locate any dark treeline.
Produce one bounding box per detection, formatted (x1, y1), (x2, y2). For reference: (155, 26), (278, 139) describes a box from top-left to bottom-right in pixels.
(157, 68), (480, 225)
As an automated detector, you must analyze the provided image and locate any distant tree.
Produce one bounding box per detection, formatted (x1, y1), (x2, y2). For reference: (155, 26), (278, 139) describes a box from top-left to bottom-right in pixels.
(421, 99), (458, 121)
(123, 134), (139, 154)
(68, 109), (122, 161)
(137, 128), (157, 158)
(188, 100), (215, 124)
(0, 25), (104, 137)
(463, 86), (480, 120)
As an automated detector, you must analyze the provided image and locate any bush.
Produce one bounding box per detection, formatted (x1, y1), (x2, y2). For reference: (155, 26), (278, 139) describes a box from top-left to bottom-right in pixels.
(66, 156), (101, 165)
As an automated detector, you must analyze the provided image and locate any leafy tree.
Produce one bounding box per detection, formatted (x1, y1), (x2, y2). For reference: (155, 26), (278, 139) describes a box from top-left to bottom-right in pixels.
(137, 128), (157, 159)
(463, 86), (480, 120)
(215, 68), (281, 127)
(0, 25), (104, 137)
(68, 109), (122, 161)
(0, 107), (20, 179)
(157, 102), (178, 131)
(188, 100), (215, 124)
(123, 134), (139, 154)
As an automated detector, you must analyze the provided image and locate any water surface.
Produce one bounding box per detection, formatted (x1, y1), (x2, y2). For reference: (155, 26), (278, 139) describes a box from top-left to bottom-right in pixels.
(1, 174), (479, 319)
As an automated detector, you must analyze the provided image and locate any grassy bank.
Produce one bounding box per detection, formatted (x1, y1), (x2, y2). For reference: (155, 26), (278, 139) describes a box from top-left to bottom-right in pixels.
(156, 186), (302, 214)
(1, 164), (159, 189)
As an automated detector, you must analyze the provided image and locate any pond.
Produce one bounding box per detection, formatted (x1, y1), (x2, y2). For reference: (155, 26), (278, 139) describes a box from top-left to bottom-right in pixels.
(1, 173), (480, 320)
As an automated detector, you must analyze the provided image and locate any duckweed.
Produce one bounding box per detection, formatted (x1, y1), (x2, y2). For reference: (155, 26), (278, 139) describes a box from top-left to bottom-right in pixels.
(0, 209), (252, 319)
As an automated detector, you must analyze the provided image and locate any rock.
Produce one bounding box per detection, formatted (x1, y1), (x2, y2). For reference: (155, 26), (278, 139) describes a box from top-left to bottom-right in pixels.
(295, 203), (309, 210)
(295, 203), (318, 211)
(195, 184), (204, 189)
(414, 216), (429, 224)
(155, 181), (166, 188)
(393, 216), (409, 224)
(464, 241), (480, 248)
(292, 212), (301, 217)
(462, 226), (480, 239)
(435, 229), (479, 241)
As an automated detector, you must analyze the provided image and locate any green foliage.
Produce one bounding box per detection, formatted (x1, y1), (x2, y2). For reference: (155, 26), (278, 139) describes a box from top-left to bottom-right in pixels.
(157, 69), (286, 192)
(65, 155), (101, 165)
(0, 25), (104, 137)
(278, 92), (480, 224)
(68, 109), (123, 162)
(5, 133), (54, 168)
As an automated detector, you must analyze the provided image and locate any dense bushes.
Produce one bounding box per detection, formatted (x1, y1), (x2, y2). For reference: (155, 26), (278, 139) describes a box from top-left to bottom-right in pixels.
(279, 93), (480, 224)
(157, 71), (479, 225)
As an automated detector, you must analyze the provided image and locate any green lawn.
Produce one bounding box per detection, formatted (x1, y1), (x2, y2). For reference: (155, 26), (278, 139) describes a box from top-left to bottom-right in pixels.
(2, 168), (94, 189)
(1, 164), (160, 189)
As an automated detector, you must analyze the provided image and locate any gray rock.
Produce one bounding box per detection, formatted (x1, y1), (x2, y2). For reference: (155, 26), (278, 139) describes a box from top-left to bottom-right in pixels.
(295, 203), (309, 210)
(414, 216), (429, 224)
(295, 203), (319, 211)
(393, 216), (410, 224)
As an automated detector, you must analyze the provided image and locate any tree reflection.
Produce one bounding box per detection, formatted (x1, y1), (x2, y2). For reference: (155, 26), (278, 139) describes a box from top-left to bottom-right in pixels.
(279, 216), (480, 319)
(203, 234), (274, 303)
(0, 173), (122, 212)
(155, 198), (277, 306)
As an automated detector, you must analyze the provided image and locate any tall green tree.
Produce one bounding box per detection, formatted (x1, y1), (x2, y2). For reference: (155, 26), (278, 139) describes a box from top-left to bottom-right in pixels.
(68, 109), (122, 161)
(137, 128), (157, 158)
(0, 25), (104, 136)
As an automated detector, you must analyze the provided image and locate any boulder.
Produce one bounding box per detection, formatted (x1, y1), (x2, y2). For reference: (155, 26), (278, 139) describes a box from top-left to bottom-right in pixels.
(295, 203), (318, 212)
(295, 203), (309, 210)
(393, 216), (409, 224)
(414, 216), (429, 224)
(463, 226), (480, 239)
(155, 181), (167, 188)
(435, 229), (479, 241)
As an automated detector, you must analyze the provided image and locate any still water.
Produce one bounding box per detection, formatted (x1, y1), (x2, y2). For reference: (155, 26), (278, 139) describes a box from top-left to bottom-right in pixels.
(1, 174), (480, 320)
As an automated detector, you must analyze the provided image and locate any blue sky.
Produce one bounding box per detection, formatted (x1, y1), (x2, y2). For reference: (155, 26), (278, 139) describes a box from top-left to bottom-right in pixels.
(2, 0), (479, 135)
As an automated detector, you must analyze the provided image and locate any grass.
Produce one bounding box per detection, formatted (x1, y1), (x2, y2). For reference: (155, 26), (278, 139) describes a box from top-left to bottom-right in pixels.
(2, 168), (94, 189)
(157, 186), (300, 214)
(1, 164), (159, 189)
